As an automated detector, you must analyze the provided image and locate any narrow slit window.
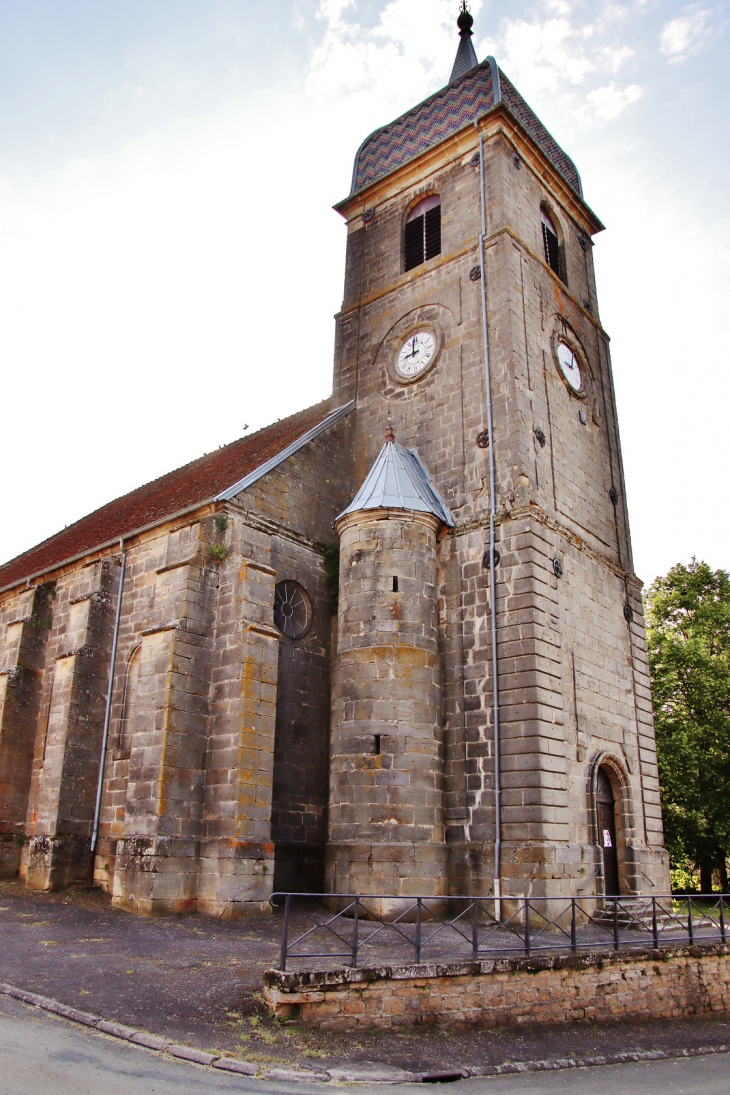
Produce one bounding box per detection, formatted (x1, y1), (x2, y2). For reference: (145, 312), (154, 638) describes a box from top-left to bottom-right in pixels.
(541, 208), (563, 280)
(374, 734), (382, 755)
(392, 576), (399, 593)
(405, 195), (441, 271)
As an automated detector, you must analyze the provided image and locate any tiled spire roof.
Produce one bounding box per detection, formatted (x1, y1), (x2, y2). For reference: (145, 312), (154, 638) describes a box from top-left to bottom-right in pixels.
(337, 436), (454, 527)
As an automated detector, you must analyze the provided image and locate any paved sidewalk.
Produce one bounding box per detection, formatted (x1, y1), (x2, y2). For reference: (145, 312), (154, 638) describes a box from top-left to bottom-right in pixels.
(1, 879), (729, 1078)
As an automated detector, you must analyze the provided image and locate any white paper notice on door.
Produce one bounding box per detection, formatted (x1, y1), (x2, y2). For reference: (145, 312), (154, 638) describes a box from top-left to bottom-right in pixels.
(603, 829), (613, 848)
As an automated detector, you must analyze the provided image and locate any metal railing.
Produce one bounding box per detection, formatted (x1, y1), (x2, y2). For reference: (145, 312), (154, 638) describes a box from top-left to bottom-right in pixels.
(270, 892), (729, 972)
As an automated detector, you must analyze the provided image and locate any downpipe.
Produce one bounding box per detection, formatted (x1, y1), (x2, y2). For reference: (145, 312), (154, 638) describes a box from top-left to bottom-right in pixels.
(89, 539), (126, 878)
(475, 122), (502, 921)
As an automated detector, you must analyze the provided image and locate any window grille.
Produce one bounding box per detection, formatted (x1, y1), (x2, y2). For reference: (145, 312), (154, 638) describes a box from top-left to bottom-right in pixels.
(541, 208), (563, 281)
(405, 195), (441, 271)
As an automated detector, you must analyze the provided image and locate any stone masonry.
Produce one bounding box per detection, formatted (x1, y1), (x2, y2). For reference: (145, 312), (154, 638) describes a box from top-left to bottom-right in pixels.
(327, 508), (446, 911)
(264, 944), (730, 1030)
(328, 63), (668, 898)
(0, 21), (669, 920)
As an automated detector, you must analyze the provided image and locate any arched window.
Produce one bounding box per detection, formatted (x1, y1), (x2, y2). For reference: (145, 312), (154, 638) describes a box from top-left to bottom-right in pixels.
(405, 195), (441, 271)
(541, 207), (563, 281)
(118, 645), (140, 754)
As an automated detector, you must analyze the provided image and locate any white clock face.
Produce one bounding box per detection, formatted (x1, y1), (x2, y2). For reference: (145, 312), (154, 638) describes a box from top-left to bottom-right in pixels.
(396, 330), (437, 380)
(556, 341), (582, 391)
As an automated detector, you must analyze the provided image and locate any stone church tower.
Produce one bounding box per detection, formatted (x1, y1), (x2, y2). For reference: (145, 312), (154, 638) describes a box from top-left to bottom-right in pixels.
(326, 4), (670, 902)
(0, 8), (669, 917)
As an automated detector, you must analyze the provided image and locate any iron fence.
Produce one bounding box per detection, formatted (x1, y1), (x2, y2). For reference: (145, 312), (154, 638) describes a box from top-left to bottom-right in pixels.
(270, 892), (729, 972)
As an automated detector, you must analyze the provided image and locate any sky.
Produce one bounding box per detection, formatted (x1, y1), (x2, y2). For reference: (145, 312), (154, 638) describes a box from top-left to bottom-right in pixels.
(0, 0), (727, 588)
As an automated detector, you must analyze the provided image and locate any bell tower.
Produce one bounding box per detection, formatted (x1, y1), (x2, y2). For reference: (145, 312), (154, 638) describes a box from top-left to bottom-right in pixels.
(327, 5), (670, 901)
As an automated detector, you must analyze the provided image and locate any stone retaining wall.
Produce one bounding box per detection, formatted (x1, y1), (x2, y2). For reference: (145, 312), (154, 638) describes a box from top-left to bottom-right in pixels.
(263, 944), (730, 1030)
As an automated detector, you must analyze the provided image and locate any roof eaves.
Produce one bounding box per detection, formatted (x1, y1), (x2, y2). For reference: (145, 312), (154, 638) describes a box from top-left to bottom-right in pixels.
(0, 400), (355, 598)
(341, 59), (495, 202)
(338, 59), (598, 225)
(215, 400), (355, 502)
(492, 97), (600, 226)
(0, 498), (218, 598)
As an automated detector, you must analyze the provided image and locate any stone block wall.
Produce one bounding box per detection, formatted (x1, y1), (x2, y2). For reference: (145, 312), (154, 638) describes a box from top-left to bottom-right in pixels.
(197, 516), (280, 918)
(0, 409), (352, 917)
(270, 535), (332, 894)
(0, 583), (54, 877)
(263, 944), (730, 1030)
(327, 508), (446, 909)
(237, 415), (352, 895)
(330, 110), (669, 898)
(24, 559), (119, 890)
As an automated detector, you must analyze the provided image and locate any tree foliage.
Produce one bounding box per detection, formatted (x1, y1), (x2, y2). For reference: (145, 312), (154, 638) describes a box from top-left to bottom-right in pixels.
(646, 560), (730, 890)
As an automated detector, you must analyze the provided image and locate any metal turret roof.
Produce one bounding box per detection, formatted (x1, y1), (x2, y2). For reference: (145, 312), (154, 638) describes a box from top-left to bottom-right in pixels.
(338, 439), (454, 527)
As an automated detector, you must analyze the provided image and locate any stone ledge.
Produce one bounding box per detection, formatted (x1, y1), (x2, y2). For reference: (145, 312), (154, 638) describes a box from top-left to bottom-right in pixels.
(264, 941), (730, 992)
(263, 943), (730, 1030)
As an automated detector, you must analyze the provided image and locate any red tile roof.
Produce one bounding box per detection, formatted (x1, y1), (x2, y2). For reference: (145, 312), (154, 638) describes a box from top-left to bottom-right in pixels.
(0, 399), (333, 592)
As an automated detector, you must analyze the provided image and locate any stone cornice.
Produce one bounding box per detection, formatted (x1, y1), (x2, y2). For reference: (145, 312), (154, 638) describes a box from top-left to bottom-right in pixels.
(335, 227), (607, 341)
(450, 502), (642, 589)
(336, 242), (479, 322)
(336, 107), (603, 237)
(223, 500), (328, 558)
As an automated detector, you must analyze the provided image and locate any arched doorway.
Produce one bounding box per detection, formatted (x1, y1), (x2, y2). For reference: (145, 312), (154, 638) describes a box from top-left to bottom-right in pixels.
(596, 768), (620, 896)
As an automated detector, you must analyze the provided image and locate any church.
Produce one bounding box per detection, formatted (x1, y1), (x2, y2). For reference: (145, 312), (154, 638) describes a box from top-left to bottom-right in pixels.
(0, 6), (670, 918)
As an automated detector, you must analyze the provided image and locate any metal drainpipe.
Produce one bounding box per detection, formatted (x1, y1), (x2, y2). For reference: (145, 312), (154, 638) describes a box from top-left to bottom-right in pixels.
(90, 539), (126, 866)
(475, 122), (502, 920)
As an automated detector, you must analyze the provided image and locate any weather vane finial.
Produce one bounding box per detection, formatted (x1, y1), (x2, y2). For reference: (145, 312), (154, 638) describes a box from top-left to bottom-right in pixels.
(450, 0), (478, 82)
(457, 1), (474, 36)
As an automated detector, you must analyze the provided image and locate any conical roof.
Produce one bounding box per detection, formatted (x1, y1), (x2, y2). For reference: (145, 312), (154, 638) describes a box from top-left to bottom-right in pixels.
(338, 439), (454, 527)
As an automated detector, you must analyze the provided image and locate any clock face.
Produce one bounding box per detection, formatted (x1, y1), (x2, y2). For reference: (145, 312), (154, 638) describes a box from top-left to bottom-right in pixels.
(556, 341), (582, 391)
(395, 329), (437, 380)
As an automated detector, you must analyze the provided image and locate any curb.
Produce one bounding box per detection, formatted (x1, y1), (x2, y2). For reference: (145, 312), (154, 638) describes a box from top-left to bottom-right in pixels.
(2, 982), (729, 1084)
(0, 983), (324, 1083)
(467, 1043), (730, 1078)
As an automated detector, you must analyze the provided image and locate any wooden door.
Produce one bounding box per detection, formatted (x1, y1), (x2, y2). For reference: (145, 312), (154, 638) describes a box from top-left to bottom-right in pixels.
(598, 801), (619, 895)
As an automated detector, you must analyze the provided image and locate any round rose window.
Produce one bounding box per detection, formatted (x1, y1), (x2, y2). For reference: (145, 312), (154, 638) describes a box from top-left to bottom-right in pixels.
(273, 580), (312, 640)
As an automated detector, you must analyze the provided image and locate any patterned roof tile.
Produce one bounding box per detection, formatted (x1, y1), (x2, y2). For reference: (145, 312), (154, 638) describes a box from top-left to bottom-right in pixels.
(352, 60), (581, 198)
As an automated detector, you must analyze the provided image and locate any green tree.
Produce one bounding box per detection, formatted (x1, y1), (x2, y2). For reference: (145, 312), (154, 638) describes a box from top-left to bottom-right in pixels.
(646, 560), (730, 893)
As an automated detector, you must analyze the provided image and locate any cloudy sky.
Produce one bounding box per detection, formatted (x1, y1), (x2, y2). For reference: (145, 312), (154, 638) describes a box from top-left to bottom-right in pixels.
(0, 0), (727, 588)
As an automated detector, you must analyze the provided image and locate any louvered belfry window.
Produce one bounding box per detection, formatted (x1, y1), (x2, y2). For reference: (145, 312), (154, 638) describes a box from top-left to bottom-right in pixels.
(405, 195), (441, 271)
(541, 207), (563, 281)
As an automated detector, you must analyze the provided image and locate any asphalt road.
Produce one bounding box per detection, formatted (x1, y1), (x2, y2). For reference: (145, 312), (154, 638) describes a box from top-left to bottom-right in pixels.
(1, 995), (728, 1095)
(4, 882), (730, 1076)
(0, 996), (324, 1095)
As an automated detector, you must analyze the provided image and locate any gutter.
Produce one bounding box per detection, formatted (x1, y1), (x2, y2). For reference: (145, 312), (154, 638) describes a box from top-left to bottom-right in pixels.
(90, 539), (126, 862)
(475, 119), (502, 921)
